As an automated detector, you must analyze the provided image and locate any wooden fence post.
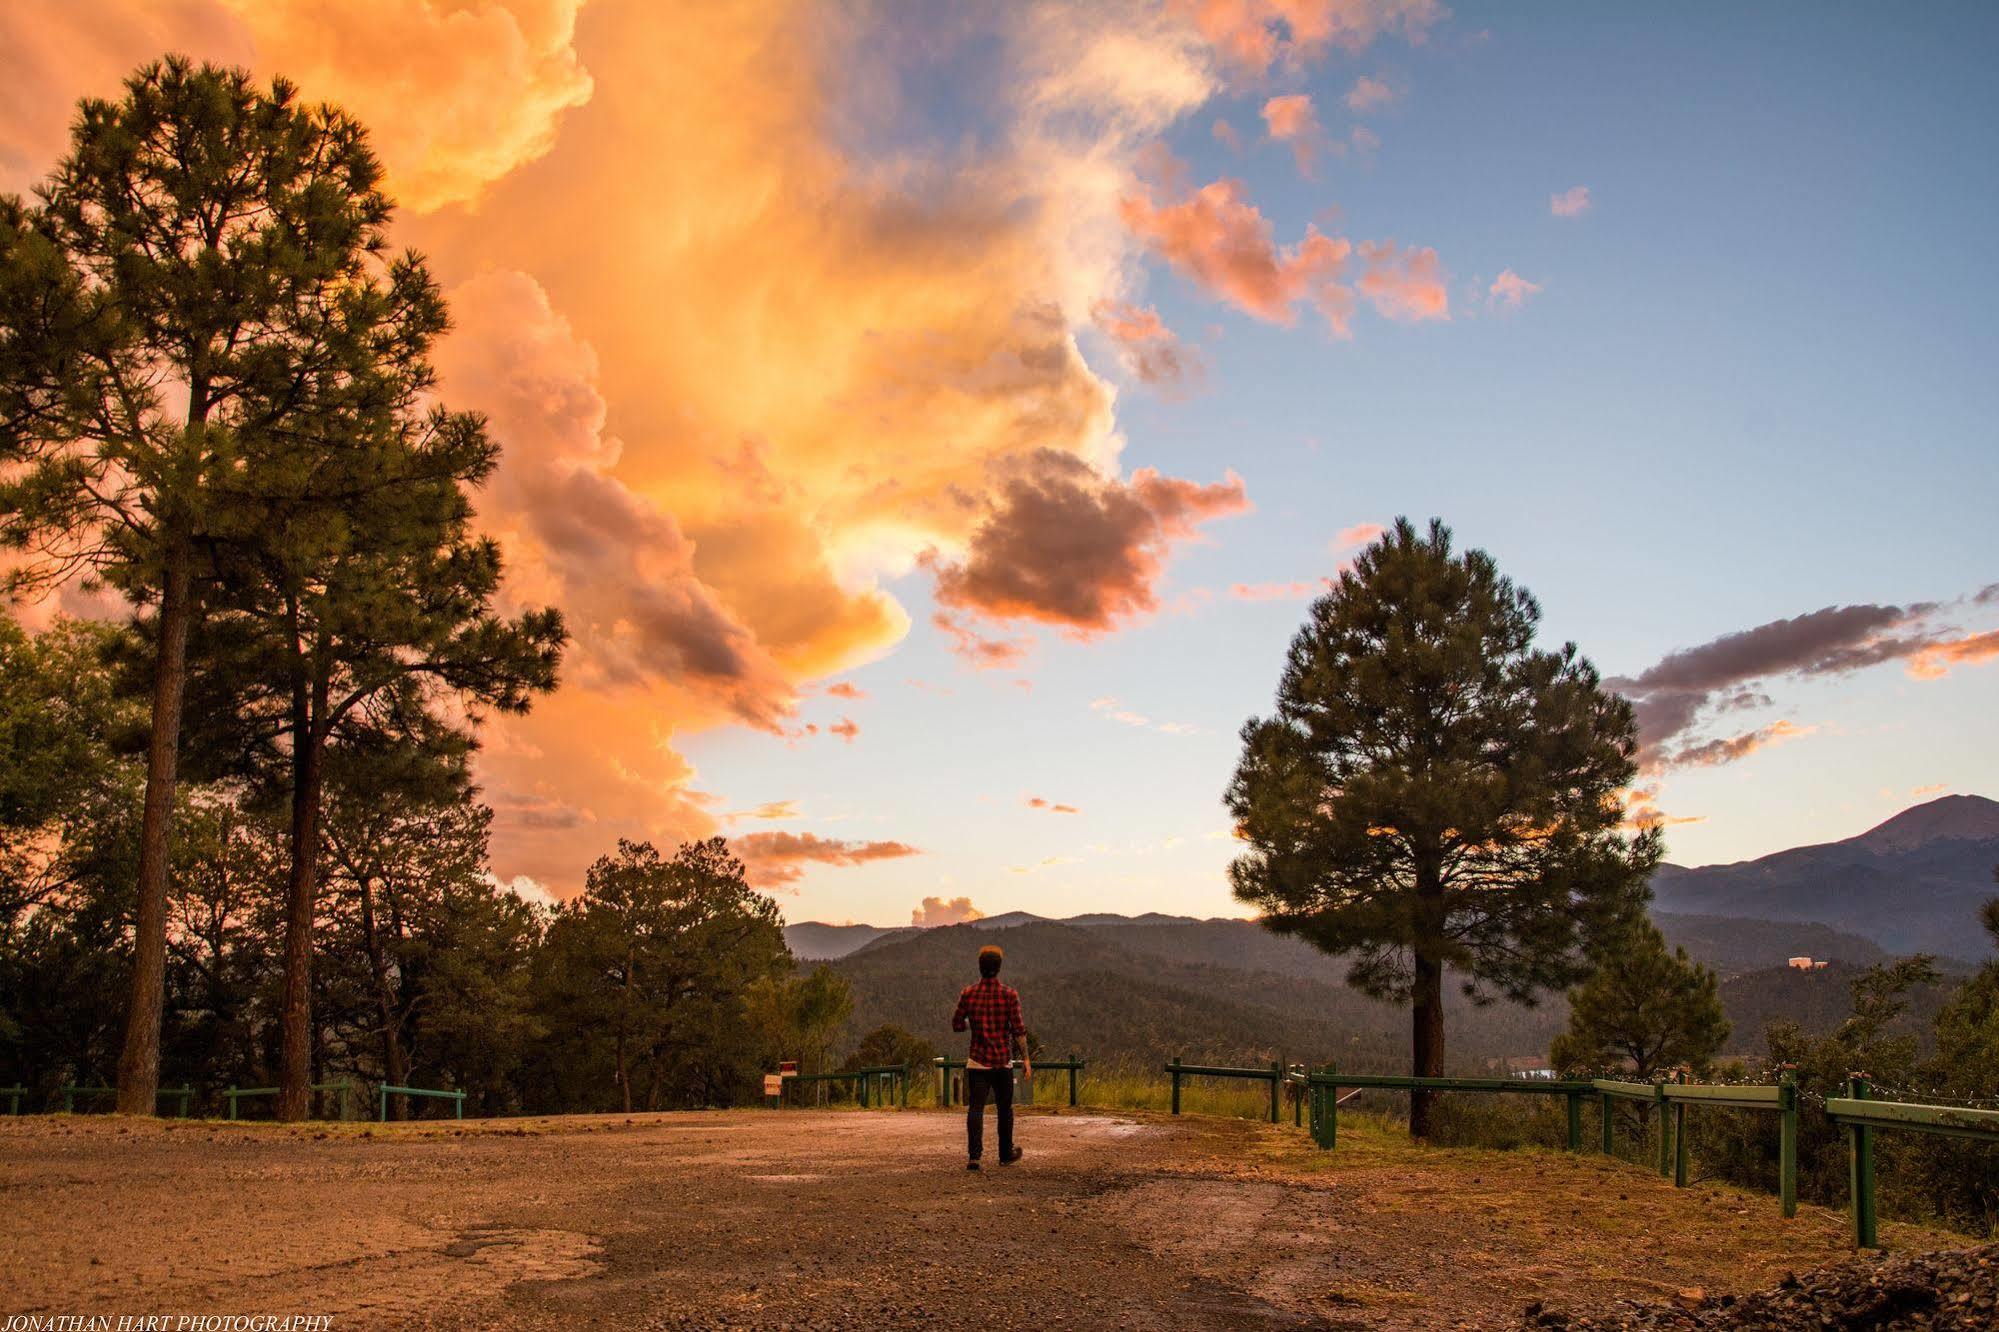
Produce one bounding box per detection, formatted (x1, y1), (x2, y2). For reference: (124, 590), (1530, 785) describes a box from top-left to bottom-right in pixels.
(1847, 1074), (1878, 1248)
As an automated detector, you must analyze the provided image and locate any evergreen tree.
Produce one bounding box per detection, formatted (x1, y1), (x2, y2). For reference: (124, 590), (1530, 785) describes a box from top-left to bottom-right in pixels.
(1549, 916), (1729, 1093)
(1226, 518), (1658, 1137)
(0, 59), (422, 1112)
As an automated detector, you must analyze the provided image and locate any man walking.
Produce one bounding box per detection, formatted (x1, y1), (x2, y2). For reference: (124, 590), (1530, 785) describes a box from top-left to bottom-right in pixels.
(952, 944), (1027, 1170)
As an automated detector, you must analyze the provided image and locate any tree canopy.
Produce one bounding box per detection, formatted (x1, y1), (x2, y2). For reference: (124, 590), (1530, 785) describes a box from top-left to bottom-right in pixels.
(1226, 518), (1658, 1136)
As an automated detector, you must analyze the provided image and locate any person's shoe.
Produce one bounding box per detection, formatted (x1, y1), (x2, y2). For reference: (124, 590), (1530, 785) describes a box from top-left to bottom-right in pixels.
(966, 1159), (981, 1171)
(1000, 1147), (1024, 1165)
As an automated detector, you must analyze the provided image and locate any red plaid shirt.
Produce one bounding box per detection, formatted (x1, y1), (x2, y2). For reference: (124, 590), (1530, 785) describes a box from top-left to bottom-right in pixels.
(952, 977), (1024, 1068)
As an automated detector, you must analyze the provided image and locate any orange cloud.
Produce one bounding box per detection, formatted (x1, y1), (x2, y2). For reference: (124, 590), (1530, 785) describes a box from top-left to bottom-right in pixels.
(1122, 170), (1447, 333)
(1230, 580), (1324, 600)
(733, 831), (921, 890)
(1260, 93), (1324, 174)
(1027, 796), (1082, 814)
(1907, 628), (1999, 679)
(1346, 74), (1395, 111)
(0, 1), (591, 209)
(911, 895), (984, 927)
(924, 451), (1249, 636)
(1551, 185), (1591, 217)
(932, 611), (1033, 671)
(1180, 0), (1446, 78)
(1489, 269), (1542, 308)
(823, 681), (866, 700)
(1092, 299), (1200, 387)
(1334, 521), (1386, 549)
(1664, 719), (1815, 769)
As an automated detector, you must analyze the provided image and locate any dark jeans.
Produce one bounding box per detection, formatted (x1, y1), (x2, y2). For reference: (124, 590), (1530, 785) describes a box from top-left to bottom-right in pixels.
(965, 1066), (1013, 1161)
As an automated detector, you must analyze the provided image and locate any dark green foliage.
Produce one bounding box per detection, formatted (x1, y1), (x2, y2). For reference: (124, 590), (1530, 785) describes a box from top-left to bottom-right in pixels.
(1551, 917), (1730, 1078)
(842, 1025), (937, 1077)
(1226, 518), (1658, 1135)
(534, 839), (791, 1112)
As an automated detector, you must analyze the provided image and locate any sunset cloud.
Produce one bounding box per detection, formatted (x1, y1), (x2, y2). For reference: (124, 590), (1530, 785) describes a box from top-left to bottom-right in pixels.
(1090, 696), (1198, 735)
(1212, 118), (1243, 153)
(1182, 0), (1446, 78)
(1346, 74), (1395, 111)
(733, 831), (921, 890)
(1027, 796), (1082, 814)
(1489, 269), (1542, 307)
(1230, 580), (1324, 601)
(1334, 522), (1387, 550)
(823, 681), (866, 700)
(924, 450), (1248, 636)
(1260, 93), (1324, 174)
(1551, 185), (1591, 217)
(1121, 171), (1449, 334)
(1613, 592), (1999, 769)
(912, 895), (985, 927)
(1092, 300), (1200, 387)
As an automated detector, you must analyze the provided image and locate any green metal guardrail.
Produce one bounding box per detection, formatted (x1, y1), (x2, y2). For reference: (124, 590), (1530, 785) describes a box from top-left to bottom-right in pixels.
(47, 1084), (195, 1116)
(1659, 1071), (1799, 1217)
(1164, 1057), (1292, 1124)
(1594, 1078), (1674, 1177)
(378, 1083), (464, 1120)
(785, 1064), (910, 1108)
(2, 1085), (23, 1115)
(1826, 1074), (1999, 1248)
(936, 1055), (1084, 1109)
(1306, 1071), (1597, 1151)
(225, 1079), (358, 1121)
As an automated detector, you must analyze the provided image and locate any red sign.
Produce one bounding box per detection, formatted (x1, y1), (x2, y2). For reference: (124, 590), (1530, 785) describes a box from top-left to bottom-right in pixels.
(778, 1060), (798, 1076)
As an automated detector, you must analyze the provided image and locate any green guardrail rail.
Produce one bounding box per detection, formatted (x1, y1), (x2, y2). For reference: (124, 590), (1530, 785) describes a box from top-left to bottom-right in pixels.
(1306, 1071), (1598, 1151)
(784, 1064), (910, 1109)
(225, 1079), (358, 1121)
(1595, 1078), (1675, 1177)
(378, 1083), (465, 1121)
(1165, 1057), (1297, 1124)
(1658, 1071), (1799, 1217)
(1826, 1074), (1999, 1249)
(937, 1055), (1085, 1109)
(41, 1085), (196, 1117)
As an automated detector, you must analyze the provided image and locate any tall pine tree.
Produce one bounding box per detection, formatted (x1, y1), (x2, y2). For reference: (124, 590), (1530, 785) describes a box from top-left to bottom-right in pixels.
(0, 59), (418, 1112)
(1227, 518), (1658, 1137)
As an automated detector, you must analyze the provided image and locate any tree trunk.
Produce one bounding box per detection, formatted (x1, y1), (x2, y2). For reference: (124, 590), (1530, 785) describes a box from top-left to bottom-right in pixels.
(1409, 950), (1446, 1139)
(357, 874), (409, 1118)
(275, 687), (328, 1122)
(115, 533), (194, 1116)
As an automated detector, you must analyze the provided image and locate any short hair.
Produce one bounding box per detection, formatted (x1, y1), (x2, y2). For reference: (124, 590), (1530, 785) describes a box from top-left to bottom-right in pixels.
(977, 945), (1003, 978)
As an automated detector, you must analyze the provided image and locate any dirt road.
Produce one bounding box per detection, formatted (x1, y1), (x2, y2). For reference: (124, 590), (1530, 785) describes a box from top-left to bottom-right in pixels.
(0, 1107), (1957, 1330)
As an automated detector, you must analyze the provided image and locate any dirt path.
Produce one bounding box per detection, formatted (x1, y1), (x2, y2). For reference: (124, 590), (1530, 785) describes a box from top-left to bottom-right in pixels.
(0, 1108), (1961, 1330)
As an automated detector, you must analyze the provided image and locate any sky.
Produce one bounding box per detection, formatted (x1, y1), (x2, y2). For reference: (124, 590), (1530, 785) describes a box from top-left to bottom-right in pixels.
(2, 1), (1995, 928)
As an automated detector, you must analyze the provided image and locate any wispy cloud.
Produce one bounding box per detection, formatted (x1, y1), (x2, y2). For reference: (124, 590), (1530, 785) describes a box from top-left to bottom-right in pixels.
(1027, 796), (1082, 814)
(1090, 696), (1197, 735)
(1551, 185), (1592, 217)
(1346, 74), (1395, 112)
(732, 831), (920, 890)
(1489, 269), (1542, 308)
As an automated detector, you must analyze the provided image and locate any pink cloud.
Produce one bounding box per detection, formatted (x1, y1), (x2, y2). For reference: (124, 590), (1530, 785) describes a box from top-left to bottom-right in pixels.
(1489, 269), (1542, 308)
(1261, 93), (1325, 174)
(1121, 172), (1448, 334)
(912, 895), (984, 927)
(1182, 0), (1448, 78)
(1212, 118), (1243, 153)
(932, 611), (1033, 671)
(1346, 74), (1394, 112)
(1230, 580), (1325, 601)
(1091, 299), (1200, 387)
(1333, 522), (1385, 550)
(823, 681), (866, 699)
(1907, 628), (1999, 679)
(828, 716), (859, 742)
(1027, 796), (1082, 814)
(1551, 185), (1591, 218)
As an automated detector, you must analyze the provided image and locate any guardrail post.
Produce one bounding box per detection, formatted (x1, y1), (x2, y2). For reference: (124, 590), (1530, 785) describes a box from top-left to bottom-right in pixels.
(1169, 1057), (1181, 1115)
(1323, 1069), (1338, 1150)
(1292, 1068), (1303, 1128)
(1068, 1053), (1079, 1108)
(379, 1084), (389, 1122)
(1600, 1089), (1615, 1155)
(1565, 1090), (1582, 1151)
(1778, 1069), (1798, 1218)
(1269, 1060), (1281, 1124)
(1846, 1074), (1878, 1248)
(227, 1085), (238, 1121)
(3, 1085), (19, 1115)
(1654, 1081), (1671, 1177)
(1672, 1071), (1689, 1187)
(454, 1090), (464, 1120)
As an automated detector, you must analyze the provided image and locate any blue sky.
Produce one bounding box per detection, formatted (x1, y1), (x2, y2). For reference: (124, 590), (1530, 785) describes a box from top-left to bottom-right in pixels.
(681, 2), (1999, 926)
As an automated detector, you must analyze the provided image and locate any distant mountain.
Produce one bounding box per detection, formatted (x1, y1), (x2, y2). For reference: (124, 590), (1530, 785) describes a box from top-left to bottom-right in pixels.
(784, 922), (902, 960)
(1652, 794), (1999, 960)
